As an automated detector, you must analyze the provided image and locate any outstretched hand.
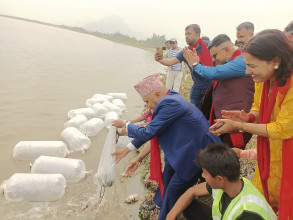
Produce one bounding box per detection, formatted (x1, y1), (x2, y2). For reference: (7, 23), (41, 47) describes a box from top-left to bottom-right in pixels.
(221, 110), (249, 122)
(125, 157), (141, 176)
(111, 146), (131, 164)
(209, 119), (239, 136)
(155, 52), (163, 61)
(112, 119), (125, 128)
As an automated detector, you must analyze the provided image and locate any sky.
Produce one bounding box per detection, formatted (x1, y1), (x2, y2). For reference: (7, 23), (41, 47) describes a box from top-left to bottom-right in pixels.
(0, 0), (292, 47)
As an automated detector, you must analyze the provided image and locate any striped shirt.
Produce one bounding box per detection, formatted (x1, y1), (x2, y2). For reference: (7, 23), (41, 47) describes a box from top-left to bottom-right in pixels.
(170, 47), (183, 71)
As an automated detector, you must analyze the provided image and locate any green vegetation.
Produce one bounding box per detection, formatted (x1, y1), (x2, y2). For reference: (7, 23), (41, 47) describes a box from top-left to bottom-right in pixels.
(0, 14), (167, 50)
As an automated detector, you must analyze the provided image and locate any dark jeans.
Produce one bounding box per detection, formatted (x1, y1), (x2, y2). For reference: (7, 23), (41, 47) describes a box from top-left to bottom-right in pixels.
(190, 84), (210, 108)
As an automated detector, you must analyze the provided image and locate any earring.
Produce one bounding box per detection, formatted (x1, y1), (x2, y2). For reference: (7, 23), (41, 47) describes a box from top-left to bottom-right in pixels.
(274, 65), (279, 70)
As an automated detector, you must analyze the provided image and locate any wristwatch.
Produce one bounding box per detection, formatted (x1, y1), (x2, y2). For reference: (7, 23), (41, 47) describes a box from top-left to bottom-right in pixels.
(192, 62), (198, 67)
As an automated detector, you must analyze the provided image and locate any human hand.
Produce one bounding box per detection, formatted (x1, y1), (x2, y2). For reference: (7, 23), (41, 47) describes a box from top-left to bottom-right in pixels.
(112, 119), (126, 128)
(221, 110), (249, 122)
(183, 47), (200, 68)
(125, 156), (141, 176)
(155, 52), (163, 61)
(232, 148), (242, 158)
(117, 128), (128, 136)
(209, 119), (239, 136)
(111, 146), (131, 163)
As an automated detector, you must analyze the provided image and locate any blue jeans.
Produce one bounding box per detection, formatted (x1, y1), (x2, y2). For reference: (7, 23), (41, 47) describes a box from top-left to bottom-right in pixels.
(189, 84), (209, 108)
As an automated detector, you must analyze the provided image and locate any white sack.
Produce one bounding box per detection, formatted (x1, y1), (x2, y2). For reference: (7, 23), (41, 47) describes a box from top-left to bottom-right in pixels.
(91, 103), (109, 118)
(64, 114), (88, 129)
(92, 94), (113, 102)
(102, 101), (122, 116)
(112, 99), (126, 111)
(80, 118), (104, 137)
(61, 127), (91, 152)
(31, 156), (87, 182)
(104, 111), (119, 129)
(1, 173), (66, 202)
(13, 141), (68, 161)
(106, 93), (128, 101)
(85, 97), (108, 107)
(94, 126), (116, 187)
(68, 108), (96, 119)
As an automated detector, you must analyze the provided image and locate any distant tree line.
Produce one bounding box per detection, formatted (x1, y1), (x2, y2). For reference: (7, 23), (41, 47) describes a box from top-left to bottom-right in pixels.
(0, 14), (167, 50)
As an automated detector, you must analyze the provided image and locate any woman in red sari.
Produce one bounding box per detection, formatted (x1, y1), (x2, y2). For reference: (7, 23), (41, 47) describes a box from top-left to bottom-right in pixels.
(209, 29), (293, 219)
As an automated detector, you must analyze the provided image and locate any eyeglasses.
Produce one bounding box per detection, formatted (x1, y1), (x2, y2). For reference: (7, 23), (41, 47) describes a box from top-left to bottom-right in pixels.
(170, 41), (176, 44)
(211, 47), (226, 59)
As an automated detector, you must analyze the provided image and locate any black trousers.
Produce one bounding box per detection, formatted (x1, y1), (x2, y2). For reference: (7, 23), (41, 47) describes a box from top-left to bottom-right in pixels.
(183, 199), (213, 220)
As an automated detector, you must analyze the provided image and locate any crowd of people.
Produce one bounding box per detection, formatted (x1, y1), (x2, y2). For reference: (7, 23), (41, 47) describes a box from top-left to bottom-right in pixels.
(111, 21), (293, 220)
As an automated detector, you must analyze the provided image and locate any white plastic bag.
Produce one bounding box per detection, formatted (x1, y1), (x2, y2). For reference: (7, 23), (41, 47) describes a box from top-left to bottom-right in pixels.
(85, 97), (108, 107)
(106, 93), (128, 101)
(61, 127), (91, 152)
(68, 108), (96, 119)
(112, 99), (126, 111)
(94, 126), (116, 187)
(91, 103), (109, 118)
(102, 101), (122, 116)
(13, 141), (69, 161)
(64, 114), (88, 129)
(31, 156), (87, 182)
(1, 173), (66, 202)
(104, 111), (119, 129)
(92, 94), (114, 102)
(80, 118), (104, 137)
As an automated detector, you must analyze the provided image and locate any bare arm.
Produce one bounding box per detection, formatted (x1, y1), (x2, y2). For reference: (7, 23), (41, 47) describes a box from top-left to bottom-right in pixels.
(155, 52), (180, 66)
(210, 119), (269, 137)
(166, 182), (209, 220)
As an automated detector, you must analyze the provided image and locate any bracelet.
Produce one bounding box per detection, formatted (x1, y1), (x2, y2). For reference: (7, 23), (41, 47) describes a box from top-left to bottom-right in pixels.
(239, 122), (245, 133)
(247, 113), (255, 123)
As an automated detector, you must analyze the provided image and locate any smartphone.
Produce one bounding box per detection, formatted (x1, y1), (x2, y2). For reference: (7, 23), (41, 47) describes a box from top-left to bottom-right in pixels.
(156, 46), (163, 55)
(162, 46), (166, 50)
(212, 122), (224, 131)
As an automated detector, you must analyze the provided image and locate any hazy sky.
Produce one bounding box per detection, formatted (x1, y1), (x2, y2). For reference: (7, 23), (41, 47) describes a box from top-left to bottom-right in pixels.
(0, 0), (292, 46)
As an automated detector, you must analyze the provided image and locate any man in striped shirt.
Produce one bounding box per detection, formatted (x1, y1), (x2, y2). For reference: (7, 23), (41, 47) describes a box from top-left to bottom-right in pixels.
(165, 38), (183, 92)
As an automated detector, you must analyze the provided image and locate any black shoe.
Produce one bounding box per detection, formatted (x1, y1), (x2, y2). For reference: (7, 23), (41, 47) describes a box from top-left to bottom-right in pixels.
(142, 203), (156, 210)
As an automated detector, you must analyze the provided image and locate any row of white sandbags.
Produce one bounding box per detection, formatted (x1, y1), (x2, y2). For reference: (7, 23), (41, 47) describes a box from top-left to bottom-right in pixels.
(1, 155), (88, 202)
(61, 93), (126, 152)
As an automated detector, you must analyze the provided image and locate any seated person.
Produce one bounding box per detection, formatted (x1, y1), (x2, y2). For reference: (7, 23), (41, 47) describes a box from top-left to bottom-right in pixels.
(166, 143), (276, 220)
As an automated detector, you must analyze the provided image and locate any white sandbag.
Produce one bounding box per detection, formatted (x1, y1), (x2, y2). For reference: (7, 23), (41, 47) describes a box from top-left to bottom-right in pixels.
(112, 99), (126, 111)
(104, 111), (119, 129)
(31, 156), (87, 182)
(61, 127), (91, 152)
(80, 118), (104, 137)
(64, 114), (88, 129)
(102, 101), (122, 116)
(85, 97), (108, 107)
(68, 108), (96, 119)
(106, 93), (128, 101)
(1, 173), (66, 202)
(116, 136), (133, 148)
(92, 94), (114, 102)
(91, 103), (109, 118)
(94, 126), (116, 187)
(13, 141), (69, 161)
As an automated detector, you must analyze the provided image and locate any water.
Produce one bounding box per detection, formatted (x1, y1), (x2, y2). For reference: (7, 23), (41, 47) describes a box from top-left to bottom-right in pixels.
(0, 16), (165, 220)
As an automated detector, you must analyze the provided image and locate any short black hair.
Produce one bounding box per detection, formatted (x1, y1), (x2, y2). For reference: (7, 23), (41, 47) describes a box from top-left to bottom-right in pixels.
(284, 20), (293, 35)
(185, 24), (201, 35)
(195, 143), (240, 182)
(208, 34), (231, 50)
(236, 22), (254, 32)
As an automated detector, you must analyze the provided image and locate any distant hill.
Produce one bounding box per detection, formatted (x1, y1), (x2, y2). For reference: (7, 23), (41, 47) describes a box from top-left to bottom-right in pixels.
(0, 14), (167, 50)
